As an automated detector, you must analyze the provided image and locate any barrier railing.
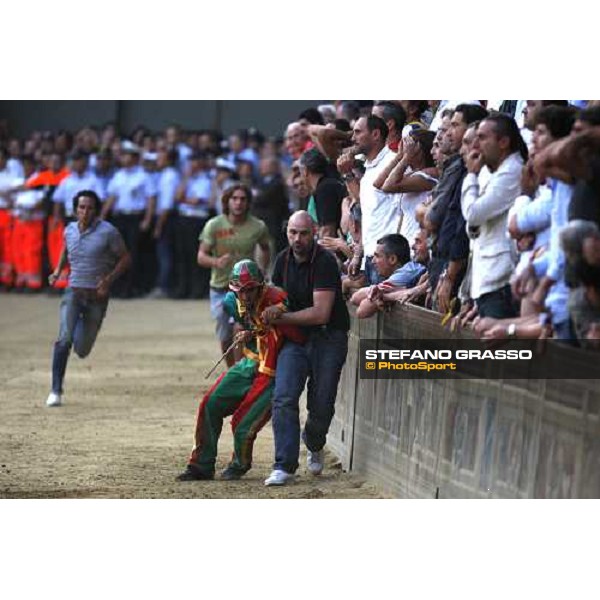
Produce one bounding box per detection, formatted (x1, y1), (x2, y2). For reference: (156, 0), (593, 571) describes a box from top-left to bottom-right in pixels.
(328, 304), (600, 498)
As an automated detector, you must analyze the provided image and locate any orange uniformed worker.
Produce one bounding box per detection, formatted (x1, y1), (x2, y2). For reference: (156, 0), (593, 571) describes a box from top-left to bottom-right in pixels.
(26, 153), (70, 289)
(11, 156), (46, 291)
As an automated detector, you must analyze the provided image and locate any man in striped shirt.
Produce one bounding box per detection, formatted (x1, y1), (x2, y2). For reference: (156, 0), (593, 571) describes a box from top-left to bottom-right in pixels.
(46, 190), (131, 407)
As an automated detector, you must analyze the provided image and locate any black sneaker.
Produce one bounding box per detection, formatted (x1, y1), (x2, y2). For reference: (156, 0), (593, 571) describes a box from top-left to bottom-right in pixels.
(176, 465), (214, 481)
(220, 465), (249, 481)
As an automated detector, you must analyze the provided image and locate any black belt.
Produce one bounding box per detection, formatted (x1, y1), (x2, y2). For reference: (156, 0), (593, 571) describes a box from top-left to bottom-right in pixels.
(71, 287), (103, 300)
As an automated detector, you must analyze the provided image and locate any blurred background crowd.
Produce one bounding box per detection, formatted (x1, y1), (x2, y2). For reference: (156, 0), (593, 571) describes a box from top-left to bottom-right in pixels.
(1, 99), (599, 347)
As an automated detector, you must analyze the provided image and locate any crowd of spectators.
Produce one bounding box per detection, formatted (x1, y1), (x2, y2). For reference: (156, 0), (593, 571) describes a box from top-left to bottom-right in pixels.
(1, 99), (600, 347)
(287, 99), (600, 348)
(0, 120), (291, 299)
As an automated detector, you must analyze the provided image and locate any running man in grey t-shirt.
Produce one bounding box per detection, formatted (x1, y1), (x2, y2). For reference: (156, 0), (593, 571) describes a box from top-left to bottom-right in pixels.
(46, 190), (131, 407)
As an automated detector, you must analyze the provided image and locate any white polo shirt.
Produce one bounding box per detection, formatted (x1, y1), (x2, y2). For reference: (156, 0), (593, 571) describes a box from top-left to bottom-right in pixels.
(178, 172), (212, 218)
(156, 167), (181, 215)
(107, 166), (157, 214)
(0, 168), (15, 209)
(360, 145), (401, 258)
(12, 176), (45, 221)
(53, 171), (105, 217)
(7, 158), (24, 179)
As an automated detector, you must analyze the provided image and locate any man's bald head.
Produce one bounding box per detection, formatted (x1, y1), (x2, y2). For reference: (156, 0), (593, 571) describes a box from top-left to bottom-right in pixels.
(286, 122), (303, 136)
(288, 210), (315, 230)
(287, 211), (316, 259)
(285, 122), (308, 159)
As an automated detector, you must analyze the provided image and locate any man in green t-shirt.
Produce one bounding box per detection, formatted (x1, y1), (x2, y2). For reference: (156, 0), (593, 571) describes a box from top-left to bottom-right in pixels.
(198, 184), (271, 366)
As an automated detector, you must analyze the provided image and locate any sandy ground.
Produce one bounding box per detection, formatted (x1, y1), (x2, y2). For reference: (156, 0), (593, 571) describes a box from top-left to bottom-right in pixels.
(0, 293), (383, 499)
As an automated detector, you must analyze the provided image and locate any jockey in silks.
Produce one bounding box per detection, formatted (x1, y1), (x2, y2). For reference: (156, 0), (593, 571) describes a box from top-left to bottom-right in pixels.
(177, 259), (305, 481)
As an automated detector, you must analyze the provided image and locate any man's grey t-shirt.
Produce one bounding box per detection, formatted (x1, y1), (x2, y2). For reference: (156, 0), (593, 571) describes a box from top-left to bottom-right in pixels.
(64, 219), (125, 288)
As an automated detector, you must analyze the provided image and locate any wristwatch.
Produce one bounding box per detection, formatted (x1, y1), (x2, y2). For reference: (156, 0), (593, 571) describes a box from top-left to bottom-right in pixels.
(507, 323), (517, 338)
(342, 173), (355, 182)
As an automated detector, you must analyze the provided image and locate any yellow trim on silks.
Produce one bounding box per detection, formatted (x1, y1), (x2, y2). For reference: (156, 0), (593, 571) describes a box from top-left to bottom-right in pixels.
(258, 365), (276, 377)
(254, 326), (280, 375)
(243, 348), (260, 361)
(257, 342), (276, 376)
(236, 287), (288, 375)
(235, 296), (247, 320)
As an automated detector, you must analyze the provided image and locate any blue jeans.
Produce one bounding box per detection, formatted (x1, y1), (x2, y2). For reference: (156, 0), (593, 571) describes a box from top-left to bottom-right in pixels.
(51, 288), (108, 393)
(271, 328), (348, 473)
(155, 228), (173, 292)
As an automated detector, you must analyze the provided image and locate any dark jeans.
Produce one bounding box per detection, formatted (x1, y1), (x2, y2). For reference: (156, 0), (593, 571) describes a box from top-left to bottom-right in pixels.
(476, 284), (518, 319)
(156, 214), (175, 292)
(428, 256), (446, 295)
(112, 213), (143, 297)
(271, 328), (348, 473)
(174, 215), (210, 299)
(138, 226), (157, 295)
(51, 288), (108, 393)
(553, 319), (577, 344)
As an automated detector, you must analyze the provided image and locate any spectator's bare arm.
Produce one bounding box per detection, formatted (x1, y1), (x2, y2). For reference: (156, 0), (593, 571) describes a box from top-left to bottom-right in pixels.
(197, 241), (231, 270)
(384, 171), (437, 194)
(337, 151), (361, 201)
(480, 315), (543, 340)
(340, 196), (352, 236)
(373, 151), (403, 190)
(141, 195), (156, 231)
(435, 259), (466, 315)
(319, 235), (352, 258)
(308, 125), (352, 163)
(379, 137), (436, 193)
(317, 223), (337, 239)
(257, 240), (271, 274)
(348, 237), (363, 277)
(100, 195), (116, 220)
(350, 286), (371, 306)
(520, 158), (540, 198)
(531, 276), (555, 311)
(342, 273), (366, 297)
(356, 296), (380, 319)
(175, 180), (186, 205)
(396, 276), (429, 305)
(531, 133), (600, 182)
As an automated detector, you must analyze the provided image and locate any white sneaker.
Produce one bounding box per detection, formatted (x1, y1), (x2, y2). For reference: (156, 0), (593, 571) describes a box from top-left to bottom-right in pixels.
(46, 392), (62, 407)
(307, 449), (324, 476)
(264, 469), (294, 487)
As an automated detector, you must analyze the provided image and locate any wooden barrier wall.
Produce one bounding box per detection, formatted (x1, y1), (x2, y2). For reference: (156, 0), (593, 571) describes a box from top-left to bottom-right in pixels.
(327, 305), (600, 498)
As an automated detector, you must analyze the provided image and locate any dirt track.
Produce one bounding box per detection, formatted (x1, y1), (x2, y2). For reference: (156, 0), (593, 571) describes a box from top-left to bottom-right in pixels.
(0, 294), (383, 499)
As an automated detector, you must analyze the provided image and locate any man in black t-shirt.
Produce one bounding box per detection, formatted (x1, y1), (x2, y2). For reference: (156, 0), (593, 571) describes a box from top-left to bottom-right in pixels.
(299, 147), (346, 239)
(261, 211), (349, 486)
